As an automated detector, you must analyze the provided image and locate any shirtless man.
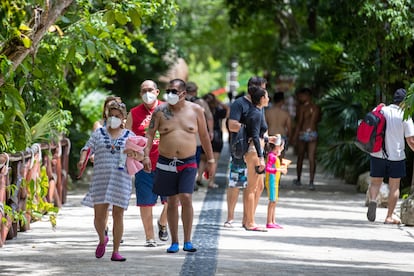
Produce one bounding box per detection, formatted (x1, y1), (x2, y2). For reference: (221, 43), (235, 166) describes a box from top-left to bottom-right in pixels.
(143, 79), (214, 253)
(265, 91), (292, 159)
(292, 88), (321, 190)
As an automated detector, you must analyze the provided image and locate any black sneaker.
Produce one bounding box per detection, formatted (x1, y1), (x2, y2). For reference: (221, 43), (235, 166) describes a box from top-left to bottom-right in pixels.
(158, 220), (169, 241)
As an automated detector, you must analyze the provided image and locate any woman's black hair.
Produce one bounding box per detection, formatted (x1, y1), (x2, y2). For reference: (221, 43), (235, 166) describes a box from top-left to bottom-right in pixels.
(248, 86), (267, 106)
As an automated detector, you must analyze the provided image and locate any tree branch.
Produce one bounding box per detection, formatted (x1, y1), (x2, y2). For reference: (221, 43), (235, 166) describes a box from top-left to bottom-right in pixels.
(0, 0), (73, 87)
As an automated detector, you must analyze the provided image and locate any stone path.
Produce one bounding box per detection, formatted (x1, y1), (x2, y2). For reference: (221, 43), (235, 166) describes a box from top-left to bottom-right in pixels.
(1, 145), (413, 276)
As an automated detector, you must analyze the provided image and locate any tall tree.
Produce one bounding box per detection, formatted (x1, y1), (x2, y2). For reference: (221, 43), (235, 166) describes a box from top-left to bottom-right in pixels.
(0, 0), (178, 152)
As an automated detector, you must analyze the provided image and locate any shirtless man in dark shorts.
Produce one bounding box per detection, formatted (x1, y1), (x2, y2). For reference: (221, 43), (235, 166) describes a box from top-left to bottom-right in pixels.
(292, 88), (321, 190)
(143, 79), (214, 253)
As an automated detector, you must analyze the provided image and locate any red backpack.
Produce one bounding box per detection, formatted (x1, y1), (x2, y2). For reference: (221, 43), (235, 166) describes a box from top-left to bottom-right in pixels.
(355, 103), (387, 155)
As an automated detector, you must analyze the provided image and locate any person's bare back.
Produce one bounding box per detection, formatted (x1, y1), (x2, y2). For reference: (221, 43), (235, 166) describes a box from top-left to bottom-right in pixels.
(297, 101), (320, 132)
(265, 106), (291, 136)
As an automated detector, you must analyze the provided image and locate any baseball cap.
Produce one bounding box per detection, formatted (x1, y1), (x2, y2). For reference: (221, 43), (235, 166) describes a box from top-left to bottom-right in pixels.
(393, 88), (406, 104)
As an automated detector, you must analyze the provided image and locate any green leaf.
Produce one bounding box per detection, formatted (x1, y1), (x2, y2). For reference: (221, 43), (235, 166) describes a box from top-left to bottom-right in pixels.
(21, 35), (32, 48)
(129, 8), (141, 27)
(19, 24), (31, 31)
(32, 66), (43, 78)
(85, 40), (96, 57)
(115, 11), (128, 25)
(98, 32), (110, 39)
(104, 10), (116, 25)
(66, 45), (75, 61)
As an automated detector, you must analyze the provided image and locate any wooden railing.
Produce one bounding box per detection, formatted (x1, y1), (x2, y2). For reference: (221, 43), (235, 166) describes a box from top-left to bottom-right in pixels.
(0, 137), (71, 247)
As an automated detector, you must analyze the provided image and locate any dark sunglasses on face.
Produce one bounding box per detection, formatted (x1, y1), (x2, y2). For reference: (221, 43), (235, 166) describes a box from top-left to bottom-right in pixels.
(166, 89), (183, 95)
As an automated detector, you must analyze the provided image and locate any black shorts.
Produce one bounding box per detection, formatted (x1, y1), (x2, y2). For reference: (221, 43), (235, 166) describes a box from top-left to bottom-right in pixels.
(153, 155), (197, 196)
(370, 156), (406, 178)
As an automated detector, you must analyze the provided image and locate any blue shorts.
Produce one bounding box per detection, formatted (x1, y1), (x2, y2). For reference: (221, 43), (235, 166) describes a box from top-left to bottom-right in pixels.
(370, 157), (406, 178)
(135, 170), (167, 206)
(153, 155), (198, 196)
(195, 145), (202, 166)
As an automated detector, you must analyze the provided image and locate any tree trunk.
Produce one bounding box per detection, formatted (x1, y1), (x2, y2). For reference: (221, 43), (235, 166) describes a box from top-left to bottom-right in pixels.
(0, 0), (73, 87)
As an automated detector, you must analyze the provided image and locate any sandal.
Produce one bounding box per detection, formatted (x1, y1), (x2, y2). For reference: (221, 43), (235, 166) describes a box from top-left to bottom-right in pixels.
(245, 226), (267, 232)
(208, 183), (219, 189)
(224, 221), (233, 228)
(384, 218), (401, 225)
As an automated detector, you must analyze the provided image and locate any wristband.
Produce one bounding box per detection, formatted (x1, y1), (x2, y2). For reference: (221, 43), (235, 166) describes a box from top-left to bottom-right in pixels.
(143, 156), (150, 160)
(207, 159), (215, 164)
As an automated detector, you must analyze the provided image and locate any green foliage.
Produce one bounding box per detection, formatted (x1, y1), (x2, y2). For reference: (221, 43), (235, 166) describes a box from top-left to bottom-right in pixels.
(0, 0), (179, 155)
(317, 86), (370, 183)
(25, 165), (59, 228)
(3, 185), (28, 227)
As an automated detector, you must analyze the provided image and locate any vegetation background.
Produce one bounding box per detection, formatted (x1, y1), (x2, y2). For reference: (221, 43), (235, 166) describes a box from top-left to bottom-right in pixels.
(1, 0), (414, 194)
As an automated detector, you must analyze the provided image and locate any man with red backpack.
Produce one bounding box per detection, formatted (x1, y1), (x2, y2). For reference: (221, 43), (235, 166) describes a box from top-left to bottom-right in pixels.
(367, 88), (414, 224)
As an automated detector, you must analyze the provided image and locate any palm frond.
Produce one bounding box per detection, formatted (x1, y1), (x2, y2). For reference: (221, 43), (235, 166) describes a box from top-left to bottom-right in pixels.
(30, 110), (62, 143)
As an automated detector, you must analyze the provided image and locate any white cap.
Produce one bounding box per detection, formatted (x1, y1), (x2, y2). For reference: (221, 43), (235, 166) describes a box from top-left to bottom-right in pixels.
(275, 134), (282, 146)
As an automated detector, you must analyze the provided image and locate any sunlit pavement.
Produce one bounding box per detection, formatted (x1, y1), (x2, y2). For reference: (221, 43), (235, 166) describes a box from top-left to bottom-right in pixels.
(1, 143), (413, 276)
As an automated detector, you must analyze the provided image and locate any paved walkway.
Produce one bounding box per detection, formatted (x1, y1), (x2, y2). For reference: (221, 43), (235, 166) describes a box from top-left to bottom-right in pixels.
(1, 143), (414, 276)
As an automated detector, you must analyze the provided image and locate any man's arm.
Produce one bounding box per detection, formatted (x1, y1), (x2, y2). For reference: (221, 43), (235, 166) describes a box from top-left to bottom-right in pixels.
(142, 108), (159, 172)
(406, 136), (414, 151)
(198, 99), (214, 139)
(292, 107), (304, 142)
(196, 106), (214, 161)
(125, 112), (133, 130)
(228, 119), (242, 133)
(286, 112), (292, 138)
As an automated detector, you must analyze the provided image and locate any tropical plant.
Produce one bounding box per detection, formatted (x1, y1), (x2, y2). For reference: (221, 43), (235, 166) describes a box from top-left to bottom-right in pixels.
(317, 86), (370, 183)
(24, 164), (59, 228)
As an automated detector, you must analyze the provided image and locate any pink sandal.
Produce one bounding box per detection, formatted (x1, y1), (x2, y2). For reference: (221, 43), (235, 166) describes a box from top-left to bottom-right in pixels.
(95, 236), (109, 258)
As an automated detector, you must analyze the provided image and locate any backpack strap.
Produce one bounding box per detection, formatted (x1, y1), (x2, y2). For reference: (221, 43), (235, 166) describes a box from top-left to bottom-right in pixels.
(377, 104), (388, 158)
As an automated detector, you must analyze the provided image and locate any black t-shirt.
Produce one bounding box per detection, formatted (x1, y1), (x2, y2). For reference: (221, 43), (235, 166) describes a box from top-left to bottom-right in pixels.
(246, 106), (267, 157)
(229, 96), (267, 157)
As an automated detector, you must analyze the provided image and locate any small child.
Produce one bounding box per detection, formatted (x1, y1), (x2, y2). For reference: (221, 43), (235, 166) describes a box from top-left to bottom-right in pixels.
(264, 134), (289, 229)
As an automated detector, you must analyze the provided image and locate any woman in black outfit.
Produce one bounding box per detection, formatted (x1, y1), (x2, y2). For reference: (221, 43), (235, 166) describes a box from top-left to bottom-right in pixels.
(243, 85), (270, 231)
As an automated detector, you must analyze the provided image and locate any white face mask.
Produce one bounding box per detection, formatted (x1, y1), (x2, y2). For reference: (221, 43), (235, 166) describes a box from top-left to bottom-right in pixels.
(107, 116), (122, 129)
(142, 92), (157, 105)
(167, 93), (179, 105)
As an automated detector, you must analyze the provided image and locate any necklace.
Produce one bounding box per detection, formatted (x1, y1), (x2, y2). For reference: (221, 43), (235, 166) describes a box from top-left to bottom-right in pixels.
(102, 128), (123, 154)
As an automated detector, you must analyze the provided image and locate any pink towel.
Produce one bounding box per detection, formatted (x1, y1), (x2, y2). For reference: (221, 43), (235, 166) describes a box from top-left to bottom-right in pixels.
(124, 136), (147, 175)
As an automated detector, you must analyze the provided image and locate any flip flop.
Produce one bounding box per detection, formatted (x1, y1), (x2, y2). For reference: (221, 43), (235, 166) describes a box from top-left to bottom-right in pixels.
(208, 183), (219, 189)
(245, 226), (267, 232)
(384, 219), (401, 225)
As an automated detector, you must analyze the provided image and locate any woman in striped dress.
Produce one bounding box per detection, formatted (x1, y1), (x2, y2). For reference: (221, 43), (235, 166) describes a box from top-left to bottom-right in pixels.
(78, 101), (141, 262)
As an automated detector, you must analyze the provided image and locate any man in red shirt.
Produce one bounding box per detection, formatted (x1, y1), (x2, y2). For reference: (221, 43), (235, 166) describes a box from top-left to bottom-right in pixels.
(125, 80), (168, 247)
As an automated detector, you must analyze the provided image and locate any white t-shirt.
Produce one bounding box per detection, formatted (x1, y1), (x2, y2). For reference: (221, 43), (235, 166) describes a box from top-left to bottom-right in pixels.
(371, 104), (414, 161)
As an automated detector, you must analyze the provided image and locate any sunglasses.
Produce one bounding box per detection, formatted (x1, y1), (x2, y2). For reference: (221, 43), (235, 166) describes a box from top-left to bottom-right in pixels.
(166, 89), (183, 95)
